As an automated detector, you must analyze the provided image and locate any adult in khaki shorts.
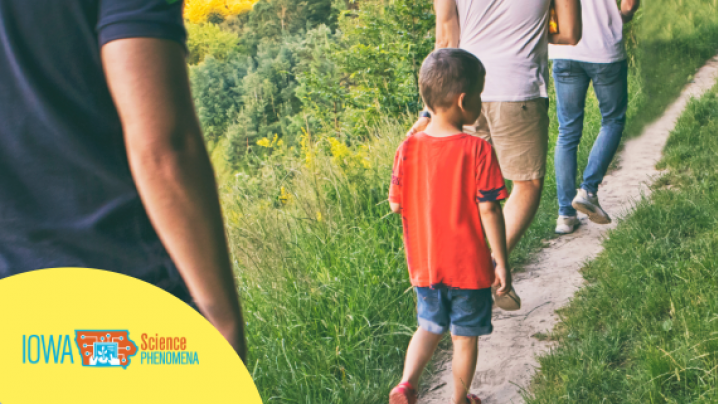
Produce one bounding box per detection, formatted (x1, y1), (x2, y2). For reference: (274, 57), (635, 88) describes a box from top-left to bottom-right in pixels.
(410, 0), (582, 255)
(472, 99), (550, 181)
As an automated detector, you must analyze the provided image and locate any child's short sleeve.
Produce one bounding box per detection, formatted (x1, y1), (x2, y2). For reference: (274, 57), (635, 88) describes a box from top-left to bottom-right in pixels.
(476, 142), (508, 203)
(388, 143), (405, 204)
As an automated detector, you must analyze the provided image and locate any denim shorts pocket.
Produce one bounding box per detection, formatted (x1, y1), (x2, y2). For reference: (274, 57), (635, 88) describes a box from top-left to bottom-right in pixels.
(452, 291), (480, 315)
(415, 287), (440, 311)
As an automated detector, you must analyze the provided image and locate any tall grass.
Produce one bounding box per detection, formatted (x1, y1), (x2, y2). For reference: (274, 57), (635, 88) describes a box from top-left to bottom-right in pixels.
(222, 120), (414, 402)
(524, 87), (718, 404)
(219, 1), (718, 402)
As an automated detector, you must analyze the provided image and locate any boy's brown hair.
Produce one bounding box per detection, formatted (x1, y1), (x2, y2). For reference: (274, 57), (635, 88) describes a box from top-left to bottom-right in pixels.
(419, 48), (485, 111)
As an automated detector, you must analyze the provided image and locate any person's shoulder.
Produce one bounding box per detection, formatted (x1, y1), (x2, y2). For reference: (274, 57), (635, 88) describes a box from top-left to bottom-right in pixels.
(395, 136), (411, 152)
(397, 131), (425, 150)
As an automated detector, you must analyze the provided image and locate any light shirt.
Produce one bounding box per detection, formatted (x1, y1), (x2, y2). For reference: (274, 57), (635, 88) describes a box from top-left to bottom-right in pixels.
(456, 0), (552, 102)
(549, 0), (627, 63)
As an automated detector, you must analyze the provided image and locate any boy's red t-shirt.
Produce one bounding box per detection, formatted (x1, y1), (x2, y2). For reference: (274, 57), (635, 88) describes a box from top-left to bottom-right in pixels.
(389, 132), (508, 290)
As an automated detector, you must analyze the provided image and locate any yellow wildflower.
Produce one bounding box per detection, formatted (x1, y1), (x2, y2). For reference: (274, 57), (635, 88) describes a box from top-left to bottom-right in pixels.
(257, 137), (271, 147)
(299, 129), (315, 168)
(278, 186), (292, 205)
(184, 0), (257, 24)
(328, 137), (351, 166)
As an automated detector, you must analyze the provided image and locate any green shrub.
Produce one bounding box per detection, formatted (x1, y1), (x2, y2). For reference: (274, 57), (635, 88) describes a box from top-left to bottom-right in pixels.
(191, 0), (718, 402)
(187, 22), (239, 65)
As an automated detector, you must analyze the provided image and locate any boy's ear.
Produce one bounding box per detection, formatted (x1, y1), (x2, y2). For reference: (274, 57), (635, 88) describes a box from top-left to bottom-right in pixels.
(457, 93), (467, 112)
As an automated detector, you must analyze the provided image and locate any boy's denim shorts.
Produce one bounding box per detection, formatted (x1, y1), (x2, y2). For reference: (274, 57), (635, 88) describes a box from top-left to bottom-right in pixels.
(415, 286), (493, 337)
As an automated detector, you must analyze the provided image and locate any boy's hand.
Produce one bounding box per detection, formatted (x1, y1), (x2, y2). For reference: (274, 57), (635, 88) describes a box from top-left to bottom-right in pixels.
(493, 263), (512, 296)
(479, 200), (510, 295)
(407, 116), (430, 136)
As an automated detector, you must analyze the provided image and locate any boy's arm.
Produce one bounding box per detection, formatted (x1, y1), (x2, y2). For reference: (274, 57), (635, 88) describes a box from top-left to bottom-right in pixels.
(101, 38), (247, 363)
(478, 201), (511, 295)
(621, 0), (640, 23)
(549, 0), (582, 45)
(390, 202), (401, 214)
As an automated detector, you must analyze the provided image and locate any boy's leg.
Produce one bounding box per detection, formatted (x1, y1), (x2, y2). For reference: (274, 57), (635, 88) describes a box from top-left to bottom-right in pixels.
(400, 287), (450, 387)
(401, 327), (443, 387)
(581, 60), (629, 193)
(553, 59), (591, 217)
(451, 334), (479, 403)
(447, 288), (493, 402)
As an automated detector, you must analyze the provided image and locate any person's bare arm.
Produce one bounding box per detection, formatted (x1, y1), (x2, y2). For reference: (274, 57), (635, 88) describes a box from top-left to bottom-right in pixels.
(101, 38), (247, 362)
(479, 201), (511, 295)
(435, 0), (460, 49)
(549, 0), (582, 45)
(406, 0), (462, 136)
(621, 0), (640, 23)
(390, 202), (401, 214)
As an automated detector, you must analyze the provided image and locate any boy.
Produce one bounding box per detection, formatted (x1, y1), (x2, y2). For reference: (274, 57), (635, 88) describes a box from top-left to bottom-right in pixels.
(388, 48), (511, 404)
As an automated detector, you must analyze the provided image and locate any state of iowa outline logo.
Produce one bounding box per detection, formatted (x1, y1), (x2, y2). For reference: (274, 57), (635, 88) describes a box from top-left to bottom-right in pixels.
(75, 330), (138, 369)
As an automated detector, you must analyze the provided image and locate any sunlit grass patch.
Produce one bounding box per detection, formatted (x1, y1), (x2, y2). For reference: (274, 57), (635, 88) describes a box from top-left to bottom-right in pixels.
(524, 88), (718, 404)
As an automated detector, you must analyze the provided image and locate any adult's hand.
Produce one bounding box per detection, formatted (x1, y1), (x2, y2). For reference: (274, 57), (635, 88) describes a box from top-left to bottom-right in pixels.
(102, 38), (247, 363)
(620, 0), (640, 23)
(407, 116), (431, 136)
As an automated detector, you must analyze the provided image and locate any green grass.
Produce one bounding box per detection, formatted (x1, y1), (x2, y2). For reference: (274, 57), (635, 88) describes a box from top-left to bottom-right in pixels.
(220, 1), (718, 402)
(524, 85), (718, 404)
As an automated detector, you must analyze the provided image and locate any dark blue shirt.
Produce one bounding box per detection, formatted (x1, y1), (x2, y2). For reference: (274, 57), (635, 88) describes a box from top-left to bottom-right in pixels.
(0, 0), (192, 302)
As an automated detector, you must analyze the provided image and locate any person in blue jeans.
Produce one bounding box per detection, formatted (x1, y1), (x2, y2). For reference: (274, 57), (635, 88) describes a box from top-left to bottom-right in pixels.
(549, 0), (640, 233)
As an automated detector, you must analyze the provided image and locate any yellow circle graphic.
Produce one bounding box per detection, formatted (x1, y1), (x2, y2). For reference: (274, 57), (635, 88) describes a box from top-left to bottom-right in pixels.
(0, 268), (262, 404)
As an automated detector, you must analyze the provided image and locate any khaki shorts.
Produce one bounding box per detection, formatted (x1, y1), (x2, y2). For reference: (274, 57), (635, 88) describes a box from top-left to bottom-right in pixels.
(464, 99), (550, 181)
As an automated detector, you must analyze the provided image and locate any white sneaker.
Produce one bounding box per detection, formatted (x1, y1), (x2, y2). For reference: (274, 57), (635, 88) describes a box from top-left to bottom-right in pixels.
(555, 215), (580, 234)
(572, 188), (611, 224)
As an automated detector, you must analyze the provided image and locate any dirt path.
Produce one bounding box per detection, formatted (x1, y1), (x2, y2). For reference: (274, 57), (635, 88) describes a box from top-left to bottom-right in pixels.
(420, 55), (718, 404)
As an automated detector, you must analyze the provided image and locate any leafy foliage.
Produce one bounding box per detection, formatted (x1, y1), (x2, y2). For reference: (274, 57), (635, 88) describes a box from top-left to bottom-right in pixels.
(186, 0), (718, 402)
(189, 0), (434, 168)
(186, 22), (240, 64)
(184, 0), (257, 24)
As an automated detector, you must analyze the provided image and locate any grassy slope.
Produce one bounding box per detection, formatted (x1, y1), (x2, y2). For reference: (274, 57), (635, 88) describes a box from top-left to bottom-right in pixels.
(525, 86), (718, 404)
(225, 1), (718, 402)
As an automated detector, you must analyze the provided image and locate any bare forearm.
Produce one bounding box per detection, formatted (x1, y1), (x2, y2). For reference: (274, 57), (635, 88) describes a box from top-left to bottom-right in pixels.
(435, 0), (460, 49)
(436, 22), (460, 48)
(549, 0), (582, 45)
(129, 134), (246, 357)
(102, 38), (246, 362)
(621, 0), (640, 22)
(479, 203), (509, 268)
(390, 201), (402, 214)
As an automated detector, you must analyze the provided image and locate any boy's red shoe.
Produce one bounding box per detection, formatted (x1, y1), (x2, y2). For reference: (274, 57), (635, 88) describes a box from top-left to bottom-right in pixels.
(389, 381), (417, 404)
(465, 393), (482, 404)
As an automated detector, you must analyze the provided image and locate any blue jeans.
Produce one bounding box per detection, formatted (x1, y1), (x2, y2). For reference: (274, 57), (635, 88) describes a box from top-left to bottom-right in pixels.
(553, 59), (628, 216)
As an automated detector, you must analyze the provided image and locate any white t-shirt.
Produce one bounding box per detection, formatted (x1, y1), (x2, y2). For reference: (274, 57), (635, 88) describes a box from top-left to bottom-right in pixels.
(549, 0), (626, 63)
(456, 0), (551, 102)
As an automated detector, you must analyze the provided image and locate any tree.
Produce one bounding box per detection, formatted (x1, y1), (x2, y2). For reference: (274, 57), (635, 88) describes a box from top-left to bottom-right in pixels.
(187, 22), (240, 64)
(185, 0), (257, 24)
